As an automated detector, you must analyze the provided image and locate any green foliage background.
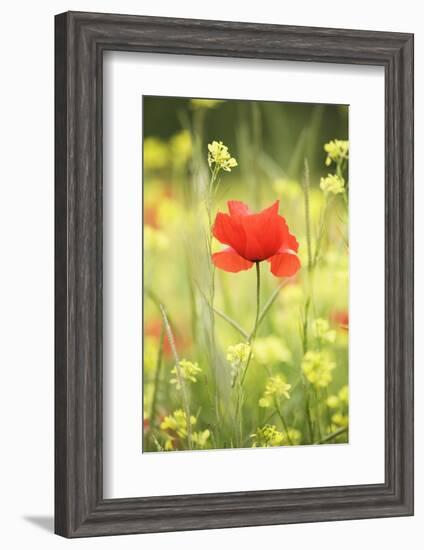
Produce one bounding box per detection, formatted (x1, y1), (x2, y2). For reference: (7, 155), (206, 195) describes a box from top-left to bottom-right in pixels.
(143, 96), (349, 452)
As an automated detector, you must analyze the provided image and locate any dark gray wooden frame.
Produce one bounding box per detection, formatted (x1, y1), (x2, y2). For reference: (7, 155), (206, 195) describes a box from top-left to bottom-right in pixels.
(55, 10), (414, 538)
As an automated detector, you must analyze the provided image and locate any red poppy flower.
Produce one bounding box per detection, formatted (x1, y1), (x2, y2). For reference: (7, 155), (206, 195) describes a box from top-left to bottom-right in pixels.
(212, 200), (301, 277)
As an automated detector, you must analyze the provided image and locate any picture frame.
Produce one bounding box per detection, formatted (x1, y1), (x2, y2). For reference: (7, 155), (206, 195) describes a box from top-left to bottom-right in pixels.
(54, 11), (414, 538)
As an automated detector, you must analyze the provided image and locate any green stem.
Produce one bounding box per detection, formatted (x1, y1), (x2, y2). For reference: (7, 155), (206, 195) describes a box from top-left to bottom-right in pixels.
(197, 286), (248, 340)
(303, 159), (313, 272)
(233, 263), (261, 446)
(201, 276), (288, 343)
(301, 160), (315, 443)
(247, 279), (289, 340)
(273, 397), (293, 445)
(302, 377), (314, 443)
(315, 426), (348, 445)
(205, 163), (221, 435)
(240, 262), (261, 387)
(149, 322), (165, 430)
(312, 196), (330, 267)
(313, 388), (322, 441)
(323, 387), (332, 431)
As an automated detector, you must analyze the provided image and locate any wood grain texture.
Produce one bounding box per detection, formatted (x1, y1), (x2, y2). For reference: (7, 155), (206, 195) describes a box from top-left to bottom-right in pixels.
(54, 11), (414, 538)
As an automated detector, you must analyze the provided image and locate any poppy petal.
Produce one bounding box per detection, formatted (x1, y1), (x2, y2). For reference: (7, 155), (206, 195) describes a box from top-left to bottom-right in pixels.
(242, 201), (284, 261)
(269, 249), (301, 277)
(279, 216), (299, 252)
(287, 233), (299, 252)
(228, 200), (251, 217)
(212, 212), (246, 254)
(212, 247), (254, 273)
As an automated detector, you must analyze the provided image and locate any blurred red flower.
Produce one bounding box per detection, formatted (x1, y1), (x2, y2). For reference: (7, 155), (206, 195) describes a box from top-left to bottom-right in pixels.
(144, 206), (159, 228)
(145, 319), (190, 358)
(212, 200), (301, 277)
(331, 310), (349, 331)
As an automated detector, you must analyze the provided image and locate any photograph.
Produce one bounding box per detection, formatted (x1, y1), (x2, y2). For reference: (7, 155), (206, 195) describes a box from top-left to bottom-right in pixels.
(142, 96), (349, 452)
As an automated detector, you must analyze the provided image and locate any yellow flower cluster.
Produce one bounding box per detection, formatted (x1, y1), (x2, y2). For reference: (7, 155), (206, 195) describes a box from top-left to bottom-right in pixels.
(324, 139), (349, 167)
(320, 174), (345, 195)
(170, 359), (201, 390)
(326, 385), (349, 409)
(227, 342), (251, 367)
(259, 375), (291, 408)
(207, 141), (238, 172)
(227, 342), (251, 385)
(326, 386), (349, 432)
(312, 318), (336, 344)
(331, 413), (349, 428)
(160, 409), (196, 439)
(254, 336), (292, 366)
(191, 429), (211, 449)
(251, 425), (284, 447)
(160, 410), (211, 450)
(301, 350), (336, 388)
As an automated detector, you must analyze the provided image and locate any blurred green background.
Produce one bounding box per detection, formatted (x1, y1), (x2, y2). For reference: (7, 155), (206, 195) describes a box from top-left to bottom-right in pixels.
(143, 95), (348, 183)
(142, 96), (349, 453)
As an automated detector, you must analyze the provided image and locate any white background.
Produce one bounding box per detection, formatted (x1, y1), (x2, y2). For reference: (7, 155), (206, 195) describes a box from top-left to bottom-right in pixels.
(104, 53), (385, 497)
(0, 1), (420, 549)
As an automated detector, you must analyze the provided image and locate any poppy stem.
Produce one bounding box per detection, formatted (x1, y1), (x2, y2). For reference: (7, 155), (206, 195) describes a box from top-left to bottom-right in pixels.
(253, 261), (261, 342)
(240, 262), (261, 387)
(234, 262), (261, 446)
(247, 278), (289, 340)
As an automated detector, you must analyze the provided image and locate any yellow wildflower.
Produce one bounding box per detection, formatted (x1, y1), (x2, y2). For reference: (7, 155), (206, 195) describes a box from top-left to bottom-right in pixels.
(164, 438), (174, 451)
(320, 174), (345, 195)
(207, 140), (238, 172)
(160, 409), (196, 439)
(331, 413), (349, 427)
(338, 385), (349, 404)
(170, 360), (201, 390)
(259, 375), (291, 408)
(327, 385), (349, 410)
(227, 342), (251, 385)
(312, 318), (336, 344)
(301, 350), (335, 388)
(251, 425), (284, 447)
(326, 395), (340, 409)
(324, 139), (349, 167)
(227, 343), (251, 367)
(192, 429), (211, 449)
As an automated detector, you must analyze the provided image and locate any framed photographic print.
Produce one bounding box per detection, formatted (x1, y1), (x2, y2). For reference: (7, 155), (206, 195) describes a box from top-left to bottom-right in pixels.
(55, 11), (414, 537)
